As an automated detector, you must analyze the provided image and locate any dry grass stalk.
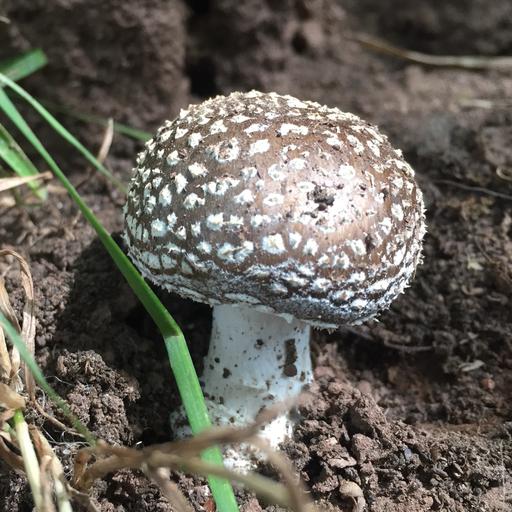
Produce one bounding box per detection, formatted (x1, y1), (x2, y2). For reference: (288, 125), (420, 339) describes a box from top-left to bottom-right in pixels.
(74, 117), (114, 195)
(350, 33), (512, 70)
(0, 252), (31, 476)
(80, 441), (313, 511)
(0, 325), (12, 381)
(144, 466), (194, 512)
(31, 428), (73, 512)
(0, 172), (52, 193)
(251, 437), (309, 511)
(0, 249), (36, 397)
(39, 454), (58, 512)
(75, 404), (318, 512)
(96, 118), (114, 165)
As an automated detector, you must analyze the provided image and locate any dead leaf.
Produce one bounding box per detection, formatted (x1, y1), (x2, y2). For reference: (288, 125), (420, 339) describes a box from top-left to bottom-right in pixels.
(0, 434), (24, 470)
(0, 249), (36, 398)
(0, 324), (12, 382)
(0, 382), (25, 409)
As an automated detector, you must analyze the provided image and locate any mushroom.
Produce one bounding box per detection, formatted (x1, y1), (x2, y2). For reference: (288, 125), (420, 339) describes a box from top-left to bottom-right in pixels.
(123, 91), (426, 462)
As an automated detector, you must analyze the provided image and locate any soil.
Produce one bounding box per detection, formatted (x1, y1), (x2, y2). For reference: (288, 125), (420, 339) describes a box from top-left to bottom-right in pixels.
(1, 1), (512, 511)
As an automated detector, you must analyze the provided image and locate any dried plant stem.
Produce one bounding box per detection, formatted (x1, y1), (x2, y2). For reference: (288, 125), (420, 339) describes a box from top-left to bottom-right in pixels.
(39, 455), (58, 512)
(13, 410), (43, 510)
(0, 172), (51, 192)
(0, 249), (37, 397)
(80, 446), (291, 509)
(32, 429), (74, 512)
(251, 437), (311, 512)
(350, 33), (512, 70)
(434, 179), (512, 201)
(144, 466), (194, 512)
(77, 404), (316, 511)
(174, 457), (292, 508)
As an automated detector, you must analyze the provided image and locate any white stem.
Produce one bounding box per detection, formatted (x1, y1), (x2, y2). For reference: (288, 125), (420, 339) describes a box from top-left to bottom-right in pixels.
(202, 304), (313, 450)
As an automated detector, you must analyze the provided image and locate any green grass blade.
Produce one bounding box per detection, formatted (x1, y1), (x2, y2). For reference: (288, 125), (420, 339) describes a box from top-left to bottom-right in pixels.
(0, 74), (127, 194)
(44, 103), (152, 142)
(0, 49), (48, 199)
(0, 49), (48, 83)
(0, 312), (95, 445)
(0, 117), (47, 200)
(0, 73), (239, 512)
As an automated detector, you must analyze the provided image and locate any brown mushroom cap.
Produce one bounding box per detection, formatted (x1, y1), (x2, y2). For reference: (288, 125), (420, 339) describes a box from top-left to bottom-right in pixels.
(123, 91), (426, 327)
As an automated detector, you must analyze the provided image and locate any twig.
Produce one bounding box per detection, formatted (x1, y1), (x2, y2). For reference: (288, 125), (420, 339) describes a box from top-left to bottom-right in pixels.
(382, 340), (433, 353)
(349, 33), (512, 70)
(34, 401), (84, 439)
(144, 466), (194, 512)
(458, 98), (512, 109)
(67, 488), (100, 512)
(434, 179), (512, 201)
(76, 404), (318, 512)
(251, 437), (312, 512)
(96, 118), (114, 165)
(79, 445), (293, 508)
(75, 118), (115, 193)
(157, 455), (292, 509)
(341, 326), (432, 353)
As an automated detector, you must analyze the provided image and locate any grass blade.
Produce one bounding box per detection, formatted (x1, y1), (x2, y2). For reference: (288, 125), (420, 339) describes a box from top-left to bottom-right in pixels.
(0, 313), (95, 444)
(0, 49), (48, 83)
(0, 73), (239, 512)
(0, 118), (46, 200)
(0, 49), (48, 199)
(0, 75), (127, 194)
(45, 103), (152, 142)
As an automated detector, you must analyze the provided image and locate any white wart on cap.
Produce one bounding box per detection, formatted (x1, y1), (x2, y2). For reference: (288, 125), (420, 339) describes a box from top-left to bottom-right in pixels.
(124, 90), (426, 327)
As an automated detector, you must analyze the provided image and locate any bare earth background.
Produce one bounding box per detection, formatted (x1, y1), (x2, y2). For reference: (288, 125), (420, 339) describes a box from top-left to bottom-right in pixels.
(1, 1), (512, 511)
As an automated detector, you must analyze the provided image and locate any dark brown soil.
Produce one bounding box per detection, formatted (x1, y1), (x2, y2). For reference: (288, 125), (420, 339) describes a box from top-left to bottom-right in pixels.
(1, 1), (512, 511)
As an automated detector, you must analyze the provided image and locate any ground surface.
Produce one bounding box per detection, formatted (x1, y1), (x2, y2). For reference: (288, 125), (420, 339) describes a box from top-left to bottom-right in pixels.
(1, 1), (512, 511)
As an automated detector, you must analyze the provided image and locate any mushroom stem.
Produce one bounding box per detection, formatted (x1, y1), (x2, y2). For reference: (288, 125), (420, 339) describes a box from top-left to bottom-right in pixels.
(202, 304), (313, 449)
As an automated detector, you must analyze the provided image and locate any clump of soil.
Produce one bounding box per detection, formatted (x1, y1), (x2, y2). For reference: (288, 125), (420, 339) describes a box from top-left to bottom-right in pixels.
(1, 1), (512, 511)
